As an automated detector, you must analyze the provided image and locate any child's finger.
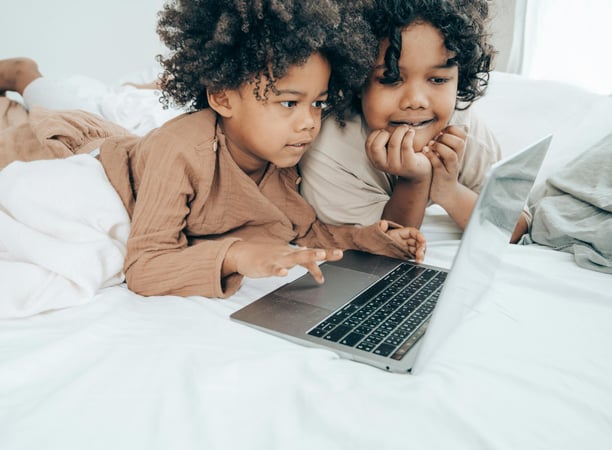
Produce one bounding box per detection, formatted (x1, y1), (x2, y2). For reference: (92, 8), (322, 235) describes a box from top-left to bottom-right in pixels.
(430, 140), (454, 160)
(365, 128), (383, 149)
(442, 124), (468, 139)
(283, 247), (342, 267)
(414, 245), (426, 263)
(436, 132), (463, 151)
(271, 265), (289, 277)
(399, 127), (416, 166)
(436, 129), (466, 161)
(323, 248), (344, 261)
(432, 140), (462, 175)
(422, 145), (443, 169)
(366, 129), (392, 168)
(303, 261), (325, 284)
(378, 126), (409, 170)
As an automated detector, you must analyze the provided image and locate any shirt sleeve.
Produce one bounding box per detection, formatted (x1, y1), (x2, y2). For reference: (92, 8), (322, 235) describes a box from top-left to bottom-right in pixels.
(294, 218), (415, 261)
(123, 130), (243, 298)
(299, 117), (393, 226)
(456, 109), (503, 193)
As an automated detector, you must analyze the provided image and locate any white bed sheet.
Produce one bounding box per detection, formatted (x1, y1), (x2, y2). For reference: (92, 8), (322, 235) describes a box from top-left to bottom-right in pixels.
(1, 245), (611, 450)
(1, 72), (612, 450)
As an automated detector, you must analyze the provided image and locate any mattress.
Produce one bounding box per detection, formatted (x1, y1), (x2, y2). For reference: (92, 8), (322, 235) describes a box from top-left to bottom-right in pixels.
(1, 71), (611, 450)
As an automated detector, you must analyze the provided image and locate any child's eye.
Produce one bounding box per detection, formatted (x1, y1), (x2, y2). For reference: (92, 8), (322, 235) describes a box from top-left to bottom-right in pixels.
(430, 77), (450, 85)
(312, 100), (329, 109)
(280, 100), (298, 108)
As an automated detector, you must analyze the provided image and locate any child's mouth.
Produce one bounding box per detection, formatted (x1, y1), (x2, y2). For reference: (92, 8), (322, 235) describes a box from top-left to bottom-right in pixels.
(390, 119), (435, 129)
(287, 141), (311, 152)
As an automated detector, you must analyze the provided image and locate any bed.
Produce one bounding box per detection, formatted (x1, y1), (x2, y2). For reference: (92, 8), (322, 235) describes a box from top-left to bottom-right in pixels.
(1, 70), (611, 450)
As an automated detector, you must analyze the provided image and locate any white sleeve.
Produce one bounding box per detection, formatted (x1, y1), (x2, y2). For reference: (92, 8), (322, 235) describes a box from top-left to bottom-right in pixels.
(22, 75), (110, 115)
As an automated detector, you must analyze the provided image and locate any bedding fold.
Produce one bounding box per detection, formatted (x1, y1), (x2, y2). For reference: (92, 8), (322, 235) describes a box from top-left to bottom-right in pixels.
(0, 154), (130, 318)
(521, 132), (612, 273)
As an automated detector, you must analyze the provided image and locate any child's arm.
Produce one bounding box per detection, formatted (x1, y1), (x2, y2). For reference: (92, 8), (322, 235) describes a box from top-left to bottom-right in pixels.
(222, 221), (426, 287)
(422, 125), (475, 229)
(382, 176), (431, 228)
(122, 129), (247, 299)
(222, 242), (343, 284)
(295, 219), (426, 263)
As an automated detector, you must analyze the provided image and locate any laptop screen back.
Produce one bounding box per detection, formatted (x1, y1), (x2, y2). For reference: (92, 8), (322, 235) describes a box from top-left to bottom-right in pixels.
(411, 134), (552, 373)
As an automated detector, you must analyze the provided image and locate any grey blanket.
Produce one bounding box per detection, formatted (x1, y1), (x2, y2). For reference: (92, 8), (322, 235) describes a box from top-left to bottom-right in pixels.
(520, 133), (612, 274)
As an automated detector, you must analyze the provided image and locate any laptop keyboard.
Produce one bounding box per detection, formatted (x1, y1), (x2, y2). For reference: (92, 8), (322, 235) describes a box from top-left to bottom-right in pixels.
(307, 264), (446, 361)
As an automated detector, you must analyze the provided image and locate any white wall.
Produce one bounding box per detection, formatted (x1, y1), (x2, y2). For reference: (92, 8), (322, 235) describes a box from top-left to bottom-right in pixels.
(3, 0), (518, 82)
(2, 0), (167, 83)
(488, 0), (517, 72)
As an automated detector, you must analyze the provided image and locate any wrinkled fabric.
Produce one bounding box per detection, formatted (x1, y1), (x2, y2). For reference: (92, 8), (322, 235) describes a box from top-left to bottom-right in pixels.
(0, 155), (130, 318)
(521, 133), (612, 273)
(0, 105), (130, 169)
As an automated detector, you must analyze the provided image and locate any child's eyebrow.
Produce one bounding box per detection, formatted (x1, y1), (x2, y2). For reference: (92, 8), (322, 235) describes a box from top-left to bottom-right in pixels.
(426, 56), (459, 69)
(373, 59), (457, 72)
(275, 89), (329, 97)
(439, 57), (458, 67)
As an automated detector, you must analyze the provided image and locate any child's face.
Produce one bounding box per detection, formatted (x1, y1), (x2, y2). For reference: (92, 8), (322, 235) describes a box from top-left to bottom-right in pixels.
(220, 52), (331, 173)
(361, 21), (459, 152)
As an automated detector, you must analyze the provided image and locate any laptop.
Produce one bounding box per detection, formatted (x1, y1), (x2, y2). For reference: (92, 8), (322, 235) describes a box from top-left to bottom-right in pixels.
(231, 134), (552, 374)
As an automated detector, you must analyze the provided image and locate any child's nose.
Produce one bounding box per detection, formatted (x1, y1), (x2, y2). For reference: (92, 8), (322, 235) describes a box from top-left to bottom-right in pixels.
(399, 82), (428, 110)
(297, 107), (317, 131)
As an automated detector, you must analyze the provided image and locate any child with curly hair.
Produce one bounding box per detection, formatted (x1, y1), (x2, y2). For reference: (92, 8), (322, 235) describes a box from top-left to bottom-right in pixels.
(300, 0), (502, 233)
(0, 0), (426, 298)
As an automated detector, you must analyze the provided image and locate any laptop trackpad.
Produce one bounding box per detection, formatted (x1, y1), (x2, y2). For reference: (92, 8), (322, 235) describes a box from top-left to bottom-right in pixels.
(277, 264), (381, 312)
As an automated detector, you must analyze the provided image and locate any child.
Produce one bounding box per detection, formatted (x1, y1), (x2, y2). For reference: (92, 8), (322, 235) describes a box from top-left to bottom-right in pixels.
(299, 0), (502, 231)
(0, 57), (183, 136)
(0, 0), (425, 299)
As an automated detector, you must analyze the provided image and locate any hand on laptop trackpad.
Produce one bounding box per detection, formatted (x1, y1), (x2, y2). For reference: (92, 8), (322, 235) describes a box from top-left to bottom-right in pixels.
(278, 264), (380, 312)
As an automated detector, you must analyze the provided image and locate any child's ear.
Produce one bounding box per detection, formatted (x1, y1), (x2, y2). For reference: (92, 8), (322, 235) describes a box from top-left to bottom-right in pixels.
(207, 90), (233, 117)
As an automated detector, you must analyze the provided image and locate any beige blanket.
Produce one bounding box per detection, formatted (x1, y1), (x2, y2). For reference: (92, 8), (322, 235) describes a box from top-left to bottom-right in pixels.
(0, 97), (130, 169)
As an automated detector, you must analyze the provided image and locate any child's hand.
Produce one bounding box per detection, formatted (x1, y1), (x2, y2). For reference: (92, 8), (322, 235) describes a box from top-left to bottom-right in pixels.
(366, 126), (431, 181)
(510, 210), (531, 244)
(382, 221), (427, 263)
(422, 125), (467, 207)
(223, 241), (344, 283)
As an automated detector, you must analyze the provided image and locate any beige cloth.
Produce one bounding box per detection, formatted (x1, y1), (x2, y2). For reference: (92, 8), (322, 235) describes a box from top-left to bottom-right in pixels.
(0, 97), (28, 130)
(0, 102), (131, 169)
(1, 107), (416, 299)
(100, 109), (415, 298)
(299, 109), (502, 226)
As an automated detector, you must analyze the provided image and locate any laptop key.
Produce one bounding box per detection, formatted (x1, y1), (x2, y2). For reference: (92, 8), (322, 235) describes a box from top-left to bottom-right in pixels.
(323, 324), (352, 342)
(373, 343), (396, 357)
(356, 341), (376, 352)
(340, 332), (366, 347)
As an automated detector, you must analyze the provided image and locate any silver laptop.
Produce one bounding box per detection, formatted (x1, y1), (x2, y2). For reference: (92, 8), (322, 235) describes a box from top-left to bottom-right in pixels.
(231, 135), (552, 374)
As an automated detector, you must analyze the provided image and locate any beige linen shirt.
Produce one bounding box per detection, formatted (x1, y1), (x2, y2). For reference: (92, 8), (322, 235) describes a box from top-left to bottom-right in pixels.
(299, 109), (502, 226)
(99, 110), (421, 298)
(0, 106), (418, 299)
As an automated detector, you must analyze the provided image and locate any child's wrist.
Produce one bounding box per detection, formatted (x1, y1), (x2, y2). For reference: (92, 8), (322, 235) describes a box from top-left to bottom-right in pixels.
(397, 171), (431, 184)
(432, 182), (463, 209)
(222, 240), (243, 276)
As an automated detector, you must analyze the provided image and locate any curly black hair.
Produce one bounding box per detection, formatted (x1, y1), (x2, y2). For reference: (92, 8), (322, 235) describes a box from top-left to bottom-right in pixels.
(364, 0), (496, 110)
(155, 0), (377, 123)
